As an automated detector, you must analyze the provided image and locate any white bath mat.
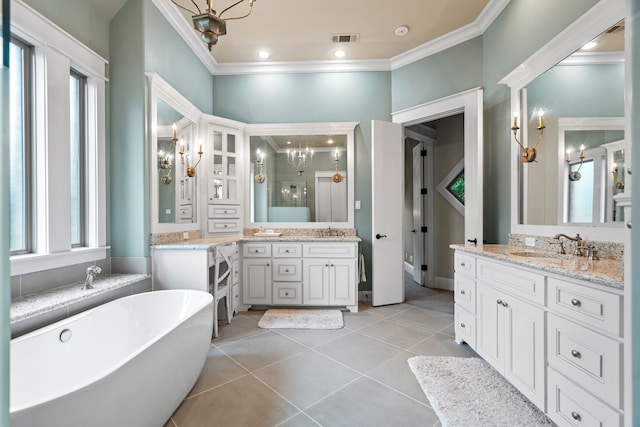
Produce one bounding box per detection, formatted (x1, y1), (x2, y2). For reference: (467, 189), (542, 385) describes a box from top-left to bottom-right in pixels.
(257, 309), (344, 329)
(408, 356), (554, 427)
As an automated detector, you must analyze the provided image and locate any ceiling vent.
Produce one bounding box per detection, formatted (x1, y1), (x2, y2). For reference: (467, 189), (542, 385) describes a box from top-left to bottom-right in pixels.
(332, 34), (359, 44)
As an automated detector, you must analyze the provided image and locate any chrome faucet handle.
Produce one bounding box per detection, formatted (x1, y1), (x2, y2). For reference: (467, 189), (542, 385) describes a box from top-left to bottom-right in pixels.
(83, 265), (102, 290)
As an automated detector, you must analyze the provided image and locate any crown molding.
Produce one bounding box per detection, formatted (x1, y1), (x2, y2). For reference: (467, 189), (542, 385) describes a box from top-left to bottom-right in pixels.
(153, 0), (510, 76)
(560, 51), (625, 65)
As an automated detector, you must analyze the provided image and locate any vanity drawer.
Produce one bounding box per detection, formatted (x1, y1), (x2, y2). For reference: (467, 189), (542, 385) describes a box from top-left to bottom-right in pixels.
(303, 242), (357, 258)
(476, 258), (545, 306)
(272, 243), (302, 258)
(243, 243), (272, 258)
(454, 274), (475, 314)
(455, 306), (476, 349)
(548, 277), (622, 336)
(208, 204), (240, 218)
(547, 368), (622, 427)
(454, 252), (476, 277)
(178, 205), (193, 219)
(273, 282), (302, 305)
(208, 219), (241, 233)
(272, 259), (302, 282)
(547, 313), (622, 408)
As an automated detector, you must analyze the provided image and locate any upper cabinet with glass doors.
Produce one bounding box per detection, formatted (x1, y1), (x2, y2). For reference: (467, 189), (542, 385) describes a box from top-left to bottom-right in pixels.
(208, 123), (242, 204)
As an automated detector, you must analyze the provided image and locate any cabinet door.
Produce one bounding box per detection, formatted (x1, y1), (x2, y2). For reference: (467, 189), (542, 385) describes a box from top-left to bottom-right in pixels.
(476, 282), (504, 371)
(503, 294), (545, 409)
(242, 258), (272, 304)
(303, 259), (330, 305)
(208, 126), (240, 204)
(329, 259), (356, 305)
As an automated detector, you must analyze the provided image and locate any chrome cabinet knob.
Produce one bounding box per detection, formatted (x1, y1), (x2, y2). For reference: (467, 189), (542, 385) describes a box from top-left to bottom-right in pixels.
(627, 221), (632, 230)
(571, 411), (581, 421)
(460, 262), (466, 267)
(497, 299), (503, 306)
(460, 290), (466, 295)
(571, 349), (581, 359)
(571, 299), (581, 307)
(460, 323), (465, 328)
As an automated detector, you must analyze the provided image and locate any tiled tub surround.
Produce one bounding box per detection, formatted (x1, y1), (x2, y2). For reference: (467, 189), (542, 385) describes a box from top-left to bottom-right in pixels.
(508, 233), (624, 261)
(10, 274), (152, 337)
(450, 243), (622, 289)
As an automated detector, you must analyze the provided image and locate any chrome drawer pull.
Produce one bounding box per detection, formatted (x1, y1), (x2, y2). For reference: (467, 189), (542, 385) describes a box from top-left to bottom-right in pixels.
(571, 350), (581, 359)
(497, 299), (503, 305)
(460, 323), (465, 328)
(570, 298), (581, 307)
(571, 411), (581, 421)
(460, 262), (466, 267)
(502, 301), (508, 308)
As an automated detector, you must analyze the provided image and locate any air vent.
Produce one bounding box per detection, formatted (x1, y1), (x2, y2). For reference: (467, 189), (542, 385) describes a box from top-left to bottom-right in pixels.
(332, 34), (359, 44)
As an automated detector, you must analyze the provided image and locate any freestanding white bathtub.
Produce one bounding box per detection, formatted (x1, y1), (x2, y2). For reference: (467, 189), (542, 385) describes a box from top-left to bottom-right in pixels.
(10, 289), (213, 427)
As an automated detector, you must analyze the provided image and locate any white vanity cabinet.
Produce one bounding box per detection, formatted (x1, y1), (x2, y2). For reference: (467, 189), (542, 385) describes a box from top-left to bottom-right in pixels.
(453, 252), (476, 347)
(240, 240), (358, 311)
(546, 277), (624, 427)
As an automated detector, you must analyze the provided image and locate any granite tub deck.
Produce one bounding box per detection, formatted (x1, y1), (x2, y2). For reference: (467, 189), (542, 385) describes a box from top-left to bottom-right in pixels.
(10, 274), (152, 337)
(450, 244), (623, 289)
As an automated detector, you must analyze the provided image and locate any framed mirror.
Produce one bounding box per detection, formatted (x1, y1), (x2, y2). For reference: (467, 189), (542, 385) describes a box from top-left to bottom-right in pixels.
(245, 122), (358, 228)
(147, 72), (203, 233)
(500, 1), (626, 242)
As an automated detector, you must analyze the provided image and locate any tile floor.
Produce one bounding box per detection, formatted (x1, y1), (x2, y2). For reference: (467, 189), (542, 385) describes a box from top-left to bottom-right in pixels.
(165, 277), (477, 427)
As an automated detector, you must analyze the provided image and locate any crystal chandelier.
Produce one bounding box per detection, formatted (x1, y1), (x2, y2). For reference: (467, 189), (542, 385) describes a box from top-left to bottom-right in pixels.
(287, 141), (314, 175)
(171, 0), (257, 50)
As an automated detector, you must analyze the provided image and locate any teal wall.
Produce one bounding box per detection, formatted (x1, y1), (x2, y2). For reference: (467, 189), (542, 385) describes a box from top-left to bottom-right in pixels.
(214, 71), (391, 290)
(391, 37), (483, 112)
(527, 63), (624, 117)
(23, 0), (109, 59)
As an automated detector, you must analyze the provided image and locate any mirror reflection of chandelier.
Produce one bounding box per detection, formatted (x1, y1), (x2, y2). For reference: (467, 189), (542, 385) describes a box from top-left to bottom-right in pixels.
(287, 140), (314, 175)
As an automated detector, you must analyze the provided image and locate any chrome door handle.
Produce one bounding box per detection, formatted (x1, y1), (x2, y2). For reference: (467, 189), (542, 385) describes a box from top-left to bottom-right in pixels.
(375, 234), (387, 239)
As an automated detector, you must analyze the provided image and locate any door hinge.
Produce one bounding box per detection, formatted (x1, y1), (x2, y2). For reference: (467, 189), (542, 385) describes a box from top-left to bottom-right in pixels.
(421, 264), (428, 271)
(421, 188), (427, 195)
(421, 149), (427, 157)
(421, 226), (428, 233)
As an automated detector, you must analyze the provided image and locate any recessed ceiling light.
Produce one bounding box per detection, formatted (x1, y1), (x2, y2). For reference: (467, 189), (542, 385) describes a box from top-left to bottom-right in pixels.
(395, 25), (409, 37)
(258, 50), (270, 59)
(581, 41), (598, 50)
(333, 49), (346, 58)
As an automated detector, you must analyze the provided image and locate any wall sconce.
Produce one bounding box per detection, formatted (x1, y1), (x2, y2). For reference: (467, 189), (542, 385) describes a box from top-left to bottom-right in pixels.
(332, 148), (342, 183)
(512, 110), (545, 163)
(173, 123), (203, 178)
(612, 162), (624, 190)
(255, 149), (265, 183)
(566, 144), (585, 181)
(158, 150), (173, 184)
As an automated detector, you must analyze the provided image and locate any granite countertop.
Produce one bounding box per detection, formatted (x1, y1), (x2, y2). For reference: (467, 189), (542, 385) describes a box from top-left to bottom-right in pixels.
(10, 274), (151, 323)
(450, 244), (623, 290)
(151, 235), (361, 250)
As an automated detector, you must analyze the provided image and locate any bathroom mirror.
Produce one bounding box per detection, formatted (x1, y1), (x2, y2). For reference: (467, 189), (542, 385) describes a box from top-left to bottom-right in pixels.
(501, 3), (626, 242)
(147, 73), (203, 233)
(245, 122), (358, 228)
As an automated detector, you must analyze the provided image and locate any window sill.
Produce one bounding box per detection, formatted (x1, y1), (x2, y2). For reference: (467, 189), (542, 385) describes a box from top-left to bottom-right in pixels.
(10, 246), (110, 276)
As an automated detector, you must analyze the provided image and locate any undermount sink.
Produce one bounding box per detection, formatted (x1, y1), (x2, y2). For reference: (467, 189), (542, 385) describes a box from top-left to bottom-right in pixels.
(509, 251), (558, 259)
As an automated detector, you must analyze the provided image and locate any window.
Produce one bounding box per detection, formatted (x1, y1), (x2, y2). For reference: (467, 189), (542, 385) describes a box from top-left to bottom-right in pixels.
(9, 38), (33, 255)
(70, 69), (86, 247)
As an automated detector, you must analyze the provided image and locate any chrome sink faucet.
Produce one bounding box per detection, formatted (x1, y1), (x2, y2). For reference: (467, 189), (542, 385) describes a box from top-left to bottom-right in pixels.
(83, 265), (102, 290)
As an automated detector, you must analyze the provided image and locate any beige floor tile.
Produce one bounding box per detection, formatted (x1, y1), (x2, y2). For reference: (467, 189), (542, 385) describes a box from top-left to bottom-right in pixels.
(221, 331), (307, 372)
(342, 310), (385, 330)
(391, 306), (454, 332)
(214, 315), (268, 345)
(187, 346), (249, 397)
(362, 302), (414, 317)
(409, 332), (478, 358)
(305, 377), (439, 427)
(254, 350), (360, 409)
(358, 318), (436, 349)
(273, 327), (351, 348)
(314, 331), (402, 373)
(366, 351), (431, 404)
(276, 413), (322, 427)
(172, 375), (299, 427)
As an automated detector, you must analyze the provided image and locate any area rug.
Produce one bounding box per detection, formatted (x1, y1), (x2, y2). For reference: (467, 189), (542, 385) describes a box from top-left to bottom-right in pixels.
(408, 356), (554, 427)
(257, 309), (344, 329)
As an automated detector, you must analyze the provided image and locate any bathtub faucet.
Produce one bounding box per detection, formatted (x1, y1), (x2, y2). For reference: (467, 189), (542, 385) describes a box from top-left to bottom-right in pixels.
(83, 265), (102, 290)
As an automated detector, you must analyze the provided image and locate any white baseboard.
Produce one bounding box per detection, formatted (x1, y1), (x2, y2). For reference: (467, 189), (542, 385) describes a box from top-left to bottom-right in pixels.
(404, 261), (414, 275)
(434, 276), (454, 291)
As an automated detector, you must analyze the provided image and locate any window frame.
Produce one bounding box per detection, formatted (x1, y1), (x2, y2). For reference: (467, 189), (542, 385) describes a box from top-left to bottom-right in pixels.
(69, 68), (87, 248)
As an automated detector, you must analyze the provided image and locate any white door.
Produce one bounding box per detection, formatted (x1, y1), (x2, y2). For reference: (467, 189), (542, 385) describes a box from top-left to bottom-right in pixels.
(412, 143), (424, 285)
(372, 120), (404, 306)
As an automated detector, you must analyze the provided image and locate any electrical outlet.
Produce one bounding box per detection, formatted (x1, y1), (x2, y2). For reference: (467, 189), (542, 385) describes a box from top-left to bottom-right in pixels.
(409, 255), (413, 263)
(525, 237), (536, 247)
(183, 232), (189, 240)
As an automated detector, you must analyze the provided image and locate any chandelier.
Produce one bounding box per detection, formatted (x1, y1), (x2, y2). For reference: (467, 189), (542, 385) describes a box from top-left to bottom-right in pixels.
(171, 0), (257, 50)
(287, 141), (314, 175)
